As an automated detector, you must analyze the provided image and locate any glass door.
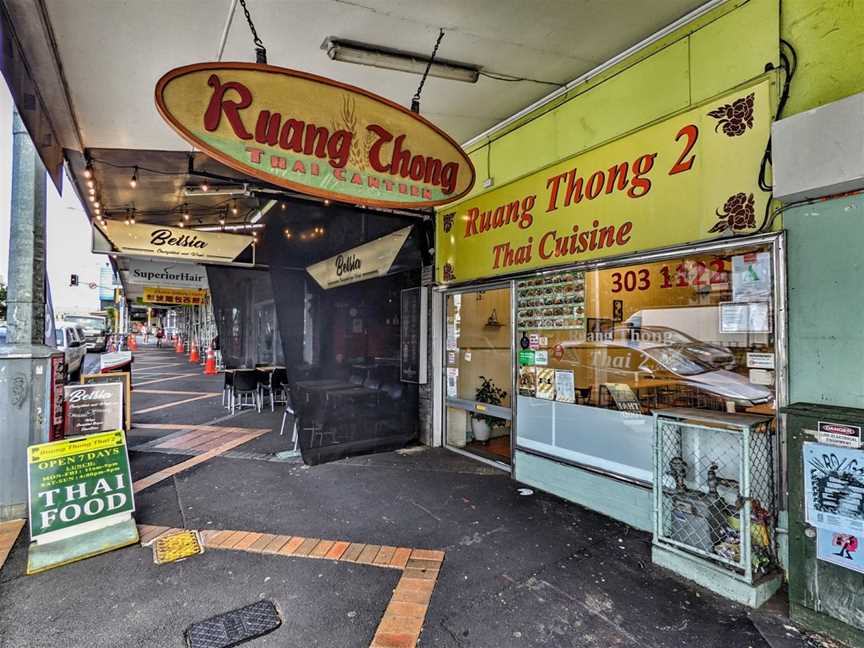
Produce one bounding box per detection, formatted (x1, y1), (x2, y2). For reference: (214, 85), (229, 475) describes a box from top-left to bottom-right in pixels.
(444, 286), (513, 467)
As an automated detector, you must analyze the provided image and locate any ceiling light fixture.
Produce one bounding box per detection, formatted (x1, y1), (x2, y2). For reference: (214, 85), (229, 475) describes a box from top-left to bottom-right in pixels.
(321, 37), (479, 83)
(86, 179), (94, 189)
(178, 221), (185, 228)
(184, 184), (248, 197)
(250, 199), (278, 223)
(84, 162), (93, 179)
(130, 167), (138, 188)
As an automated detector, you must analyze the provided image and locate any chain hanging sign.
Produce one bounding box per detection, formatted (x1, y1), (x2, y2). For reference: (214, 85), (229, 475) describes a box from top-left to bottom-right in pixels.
(155, 62), (475, 208)
(97, 221), (253, 264)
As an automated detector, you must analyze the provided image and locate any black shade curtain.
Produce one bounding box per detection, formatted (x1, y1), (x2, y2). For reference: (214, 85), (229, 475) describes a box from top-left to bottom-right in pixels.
(261, 199), (425, 465)
(206, 265), (285, 369)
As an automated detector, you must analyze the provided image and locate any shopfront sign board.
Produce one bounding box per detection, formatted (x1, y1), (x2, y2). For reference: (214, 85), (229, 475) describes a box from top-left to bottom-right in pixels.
(307, 226), (412, 289)
(82, 373), (132, 432)
(122, 259), (208, 290)
(63, 383), (124, 437)
(26, 430), (137, 573)
(156, 62), (474, 209)
(100, 351), (132, 372)
(97, 221), (253, 264)
(142, 286), (208, 306)
(436, 80), (771, 283)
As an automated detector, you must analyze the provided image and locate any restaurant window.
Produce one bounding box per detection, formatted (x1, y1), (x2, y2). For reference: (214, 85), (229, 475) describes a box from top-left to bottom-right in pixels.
(515, 242), (777, 483)
(445, 286), (513, 466)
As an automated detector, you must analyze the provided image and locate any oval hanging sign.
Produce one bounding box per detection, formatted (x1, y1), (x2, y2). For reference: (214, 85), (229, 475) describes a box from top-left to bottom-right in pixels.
(155, 62), (475, 208)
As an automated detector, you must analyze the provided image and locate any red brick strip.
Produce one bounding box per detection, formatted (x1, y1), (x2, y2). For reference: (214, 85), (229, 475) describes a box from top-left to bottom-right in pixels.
(136, 523), (443, 648)
(0, 519), (25, 571)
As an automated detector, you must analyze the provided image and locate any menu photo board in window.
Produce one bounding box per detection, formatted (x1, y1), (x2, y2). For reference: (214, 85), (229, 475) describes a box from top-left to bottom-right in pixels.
(516, 270), (586, 331)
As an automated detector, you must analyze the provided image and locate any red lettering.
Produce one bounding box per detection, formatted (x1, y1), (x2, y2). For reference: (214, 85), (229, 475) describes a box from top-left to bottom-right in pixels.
(367, 124), (393, 173)
(538, 231), (556, 259)
(465, 207), (479, 237)
(245, 147), (263, 164)
(204, 75), (253, 140)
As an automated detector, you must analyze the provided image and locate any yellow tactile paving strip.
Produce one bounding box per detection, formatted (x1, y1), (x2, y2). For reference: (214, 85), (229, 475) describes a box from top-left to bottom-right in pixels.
(0, 519), (25, 571)
(137, 524), (444, 648)
(132, 393), (220, 415)
(132, 427), (269, 493)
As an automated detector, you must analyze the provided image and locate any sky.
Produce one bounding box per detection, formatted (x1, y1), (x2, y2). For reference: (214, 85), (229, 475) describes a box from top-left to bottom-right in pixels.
(0, 78), (108, 318)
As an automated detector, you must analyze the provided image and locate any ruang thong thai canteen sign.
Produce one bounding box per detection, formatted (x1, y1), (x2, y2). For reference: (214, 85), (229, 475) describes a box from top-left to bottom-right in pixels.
(436, 80), (771, 283)
(26, 430), (137, 574)
(98, 220), (253, 264)
(155, 62), (474, 208)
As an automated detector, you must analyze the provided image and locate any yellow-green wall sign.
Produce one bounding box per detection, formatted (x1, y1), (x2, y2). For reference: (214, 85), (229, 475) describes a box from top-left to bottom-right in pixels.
(437, 81), (771, 284)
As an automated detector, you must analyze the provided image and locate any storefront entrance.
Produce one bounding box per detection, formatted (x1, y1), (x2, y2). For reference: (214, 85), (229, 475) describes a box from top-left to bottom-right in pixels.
(444, 286), (513, 468)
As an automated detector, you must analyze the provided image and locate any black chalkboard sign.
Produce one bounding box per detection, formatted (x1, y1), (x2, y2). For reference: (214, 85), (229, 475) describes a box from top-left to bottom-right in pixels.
(63, 383), (124, 437)
(400, 287), (427, 384)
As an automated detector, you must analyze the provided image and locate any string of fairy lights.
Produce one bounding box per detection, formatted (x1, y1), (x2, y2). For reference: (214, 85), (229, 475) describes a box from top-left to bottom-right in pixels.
(83, 155), (334, 244)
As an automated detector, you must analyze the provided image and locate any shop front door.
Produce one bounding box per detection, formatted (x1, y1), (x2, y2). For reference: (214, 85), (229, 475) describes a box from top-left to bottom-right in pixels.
(444, 286), (513, 467)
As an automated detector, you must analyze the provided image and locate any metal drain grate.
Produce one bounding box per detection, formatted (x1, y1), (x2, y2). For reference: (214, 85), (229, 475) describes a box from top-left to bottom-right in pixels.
(154, 530), (204, 565)
(186, 600), (281, 648)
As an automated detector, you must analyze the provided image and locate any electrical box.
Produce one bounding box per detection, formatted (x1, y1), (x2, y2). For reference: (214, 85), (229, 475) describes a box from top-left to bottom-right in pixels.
(772, 91), (864, 203)
(783, 402), (864, 648)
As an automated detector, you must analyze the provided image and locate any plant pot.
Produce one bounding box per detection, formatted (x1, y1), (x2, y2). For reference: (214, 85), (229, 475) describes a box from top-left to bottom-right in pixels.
(472, 417), (491, 442)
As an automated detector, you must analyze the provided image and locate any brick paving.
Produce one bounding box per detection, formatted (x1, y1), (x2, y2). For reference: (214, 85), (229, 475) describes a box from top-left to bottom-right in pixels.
(138, 523), (445, 648)
(0, 520), (25, 571)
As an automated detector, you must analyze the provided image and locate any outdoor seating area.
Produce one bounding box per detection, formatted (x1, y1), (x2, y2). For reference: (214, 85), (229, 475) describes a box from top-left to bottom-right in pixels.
(221, 360), (415, 463)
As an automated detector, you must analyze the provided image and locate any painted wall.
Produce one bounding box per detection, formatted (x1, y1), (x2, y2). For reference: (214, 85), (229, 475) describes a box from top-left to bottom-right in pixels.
(462, 0), (779, 196)
(786, 194), (864, 406)
(780, 0), (864, 118)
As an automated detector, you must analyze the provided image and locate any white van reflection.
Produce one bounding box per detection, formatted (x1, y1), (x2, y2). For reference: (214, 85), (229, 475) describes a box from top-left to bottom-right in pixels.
(559, 338), (772, 406)
(591, 325), (736, 370)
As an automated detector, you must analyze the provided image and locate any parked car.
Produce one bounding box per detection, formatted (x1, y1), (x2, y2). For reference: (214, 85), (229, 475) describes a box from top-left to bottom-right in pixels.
(54, 322), (88, 377)
(62, 315), (109, 352)
(602, 325), (736, 370)
(560, 338), (772, 407)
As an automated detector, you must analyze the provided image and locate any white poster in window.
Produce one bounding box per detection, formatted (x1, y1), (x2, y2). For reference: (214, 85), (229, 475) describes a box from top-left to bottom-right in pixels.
(446, 323), (457, 351)
(804, 442), (864, 535)
(554, 370), (575, 403)
(719, 301), (770, 333)
(747, 352), (775, 369)
(536, 369), (555, 400)
(534, 350), (548, 366)
(446, 368), (459, 398)
(732, 252), (771, 302)
(749, 368), (775, 385)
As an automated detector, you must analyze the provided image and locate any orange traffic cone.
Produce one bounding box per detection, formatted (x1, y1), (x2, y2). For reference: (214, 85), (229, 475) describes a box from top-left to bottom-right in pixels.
(175, 336), (184, 353)
(189, 341), (200, 363)
(204, 347), (217, 375)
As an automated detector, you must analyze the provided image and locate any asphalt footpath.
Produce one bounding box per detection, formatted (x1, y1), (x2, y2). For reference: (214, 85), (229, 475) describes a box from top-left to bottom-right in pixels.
(0, 344), (842, 648)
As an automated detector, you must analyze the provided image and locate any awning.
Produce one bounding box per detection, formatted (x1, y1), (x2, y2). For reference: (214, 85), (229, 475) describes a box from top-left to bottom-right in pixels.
(306, 226), (413, 289)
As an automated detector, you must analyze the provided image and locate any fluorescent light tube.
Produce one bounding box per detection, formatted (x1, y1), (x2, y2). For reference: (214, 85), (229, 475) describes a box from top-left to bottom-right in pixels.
(322, 38), (479, 83)
(250, 199), (278, 223)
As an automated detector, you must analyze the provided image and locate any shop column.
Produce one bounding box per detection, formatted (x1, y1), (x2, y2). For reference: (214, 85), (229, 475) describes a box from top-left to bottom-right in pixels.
(0, 111), (60, 520)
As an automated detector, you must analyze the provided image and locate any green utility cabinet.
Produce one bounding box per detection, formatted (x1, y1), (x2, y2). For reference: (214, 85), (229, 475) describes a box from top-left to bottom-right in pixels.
(784, 403), (864, 647)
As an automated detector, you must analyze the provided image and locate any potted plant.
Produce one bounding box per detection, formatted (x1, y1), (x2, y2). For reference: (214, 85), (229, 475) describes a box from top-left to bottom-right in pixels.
(471, 375), (507, 443)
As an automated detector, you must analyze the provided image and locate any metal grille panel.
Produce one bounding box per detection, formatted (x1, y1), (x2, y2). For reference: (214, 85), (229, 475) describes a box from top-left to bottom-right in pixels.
(655, 413), (776, 583)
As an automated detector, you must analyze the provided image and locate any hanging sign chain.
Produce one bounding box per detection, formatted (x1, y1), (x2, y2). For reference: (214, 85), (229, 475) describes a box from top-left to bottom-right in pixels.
(238, 0), (267, 64)
(411, 28), (445, 113)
